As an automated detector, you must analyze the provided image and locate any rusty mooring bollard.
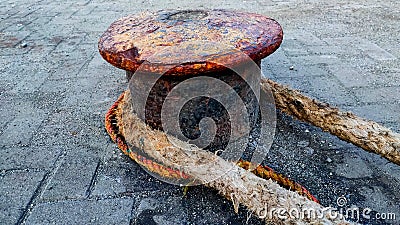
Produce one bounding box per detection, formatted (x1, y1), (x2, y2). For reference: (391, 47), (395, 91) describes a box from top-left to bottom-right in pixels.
(100, 9), (323, 207)
(99, 9), (282, 151)
(99, 10), (400, 224)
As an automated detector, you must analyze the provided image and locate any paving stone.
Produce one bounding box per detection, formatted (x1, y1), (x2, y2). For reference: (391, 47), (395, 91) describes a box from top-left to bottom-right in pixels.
(357, 41), (397, 61)
(52, 35), (84, 54)
(352, 86), (400, 104)
(289, 54), (341, 65)
(305, 75), (357, 106)
(28, 16), (53, 28)
(40, 77), (94, 93)
(358, 186), (400, 224)
(74, 17), (115, 33)
(30, 106), (112, 149)
(0, 97), (16, 134)
(0, 145), (63, 170)
(344, 55), (378, 71)
(91, 157), (176, 197)
(6, 5), (38, 19)
(322, 36), (363, 47)
(132, 188), (264, 225)
(46, 59), (90, 80)
(0, 45), (32, 56)
(273, 76), (312, 95)
(381, 163), (400, 183)
(306, 45), (349, 56)
(27, 45), (56, 57)
(345, 103), (400, 123)
(0, 170), (45, 225)
(281, 39), (309, 56)
(71, 5), (97, 16)
(386, 122), (400, 133)
(284, 29), (327, 46)
(262, 48), (291, 66)
(335, 153), (373, 179)
(0, 56), (45, 85)
(1, 21), (28, 33)
(263, 64), (295, 78)
(267, 63), (329, 78)
(0, 30), (31, 48)
(80, 31), (103, 44)
(134, 195), (189, 225)
(60, 89), (104, 109)
(26, 198), (133, 224)
(10, 70), (50, 94)
(0, 106), (45, 147)
(327, 64), (371, 88)
(324, 36), (397, 61)
(40, 148), (100, 201)
(25, 29), (61, 45)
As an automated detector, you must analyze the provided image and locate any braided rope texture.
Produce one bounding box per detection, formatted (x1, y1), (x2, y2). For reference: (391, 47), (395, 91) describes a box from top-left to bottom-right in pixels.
(105, 91), (319, 203)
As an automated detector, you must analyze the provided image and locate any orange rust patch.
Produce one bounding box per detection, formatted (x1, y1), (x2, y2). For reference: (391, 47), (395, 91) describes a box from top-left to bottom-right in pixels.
(98, 9), (283, 76)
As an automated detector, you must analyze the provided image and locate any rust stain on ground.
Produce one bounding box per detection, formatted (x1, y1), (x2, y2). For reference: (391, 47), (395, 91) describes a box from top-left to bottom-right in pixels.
(0, 34), (21, 48)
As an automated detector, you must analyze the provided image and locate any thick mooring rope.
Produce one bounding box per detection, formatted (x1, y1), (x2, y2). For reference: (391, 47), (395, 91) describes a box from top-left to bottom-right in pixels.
(262, 78), (400, 166)
(105, 91), (352, 224)
(105, 91), (318, 202)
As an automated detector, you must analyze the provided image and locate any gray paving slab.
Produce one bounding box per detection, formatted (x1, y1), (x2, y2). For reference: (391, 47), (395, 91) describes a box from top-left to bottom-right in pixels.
(327, 64), (371, 88)
(91, 157), (176, 197)
(40, 148), (100, 201)
(0, 145), (63, 171)
(302, 75), (357, 106)
(0, 170), (45, 225)
(357, 42), (397, 61)
(1, 0), (399, 224)
(26, 198), (133, 224)
(345, 103), (400, 124)
(0, 107), (45, 147)
(131, 188), (265, 225)
(353, 86), (400, 104)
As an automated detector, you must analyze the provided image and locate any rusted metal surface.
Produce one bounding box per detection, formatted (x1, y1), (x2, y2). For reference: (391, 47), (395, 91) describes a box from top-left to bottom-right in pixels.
(98, 9), (282, 75)
(99, 9), (282, 150)
(128, 62), (261, 150)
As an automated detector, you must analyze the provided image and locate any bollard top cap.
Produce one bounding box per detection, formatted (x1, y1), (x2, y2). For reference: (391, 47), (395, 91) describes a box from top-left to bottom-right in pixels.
(99, 9), (283, 76)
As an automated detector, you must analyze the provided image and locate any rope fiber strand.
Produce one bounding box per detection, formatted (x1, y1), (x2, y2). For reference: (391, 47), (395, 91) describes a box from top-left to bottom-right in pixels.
(104, 90), (351, 224)
(105, 91), (319, 201)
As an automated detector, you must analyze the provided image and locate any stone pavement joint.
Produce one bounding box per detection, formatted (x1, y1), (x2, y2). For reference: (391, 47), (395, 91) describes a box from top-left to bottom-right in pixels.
(0, 170), (46, 225)
(85, 160), (101, 198)
(18, 151), (66, 223)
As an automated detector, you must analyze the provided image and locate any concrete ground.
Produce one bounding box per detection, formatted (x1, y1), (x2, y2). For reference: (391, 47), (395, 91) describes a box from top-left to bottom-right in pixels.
(0, 0), (399, 224)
